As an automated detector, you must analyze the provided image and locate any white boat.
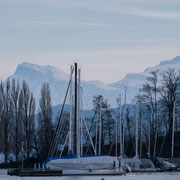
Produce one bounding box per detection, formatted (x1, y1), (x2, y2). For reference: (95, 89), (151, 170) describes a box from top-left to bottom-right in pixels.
(45, 63), (123, 175)
(45, 155), (122, 174)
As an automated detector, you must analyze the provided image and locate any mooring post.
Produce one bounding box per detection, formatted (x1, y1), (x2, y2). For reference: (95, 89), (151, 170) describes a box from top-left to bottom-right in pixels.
(21, 141), (24, 171)
(113, 161), (115, 175)
(34, 163), (36, 170)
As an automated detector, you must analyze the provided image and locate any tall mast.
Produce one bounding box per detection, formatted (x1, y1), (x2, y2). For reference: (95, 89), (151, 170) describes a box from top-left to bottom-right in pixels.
(148, 119), (151, 158)
(99, 95), (102, 155)
(171, 100), (175, 157)
(69, 65), (73, 155)
(77, 68), (81, 157)
(74, 62), (78, 155)
(135, 104), (139, 158)
(95, 119), (98, 152)
(119, 95), (122, 158)
(123, 87), (127, 156)
(80, 86), (83, 155)
(115, 107), (118, 157)
(140, 110), (142, 158)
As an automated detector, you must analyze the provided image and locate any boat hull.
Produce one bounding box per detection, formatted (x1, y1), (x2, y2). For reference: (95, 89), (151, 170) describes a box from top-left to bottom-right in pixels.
(45, 155), (122, 174)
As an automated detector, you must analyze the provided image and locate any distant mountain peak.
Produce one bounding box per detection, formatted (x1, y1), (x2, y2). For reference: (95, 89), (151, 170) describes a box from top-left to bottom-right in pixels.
(15, 62), (69, 81)
(144, 56), (180, 73)
(7, 56), (180, 107)
(159, 56), (180, 66)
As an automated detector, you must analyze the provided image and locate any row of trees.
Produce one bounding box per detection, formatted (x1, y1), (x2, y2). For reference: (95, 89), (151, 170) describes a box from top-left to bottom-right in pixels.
(1, 68), (180, 164)
(0, 79), (53, 162)
(133, 68), (180, 157)
(85, 68), (180, 158)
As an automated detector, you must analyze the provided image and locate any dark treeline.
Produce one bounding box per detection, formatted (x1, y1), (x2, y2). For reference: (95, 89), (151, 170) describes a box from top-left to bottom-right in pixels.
(1, 68), (180, 166)
(0, 79), (53, 164)
(95, 68), (180, 158)
(79, 68), (180, 158)
(132, 68), (180, 157)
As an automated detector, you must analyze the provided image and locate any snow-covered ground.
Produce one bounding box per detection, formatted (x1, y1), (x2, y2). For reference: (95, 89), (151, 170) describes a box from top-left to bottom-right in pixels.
(0, 170), (180, 180)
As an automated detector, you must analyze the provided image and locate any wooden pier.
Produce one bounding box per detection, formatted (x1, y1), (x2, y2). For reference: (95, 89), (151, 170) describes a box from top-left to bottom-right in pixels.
(8, 169), (62, 176)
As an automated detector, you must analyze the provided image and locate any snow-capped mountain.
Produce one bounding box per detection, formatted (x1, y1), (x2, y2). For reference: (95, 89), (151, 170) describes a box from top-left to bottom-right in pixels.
(8, 62), (120, 108)
(8, 63), (70, 108)
(110, 56), (180, 103)
(7, 56), (180, 109)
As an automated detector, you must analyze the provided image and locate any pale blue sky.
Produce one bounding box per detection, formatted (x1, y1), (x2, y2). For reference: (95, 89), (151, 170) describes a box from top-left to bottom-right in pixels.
(0, 0), (180, 83)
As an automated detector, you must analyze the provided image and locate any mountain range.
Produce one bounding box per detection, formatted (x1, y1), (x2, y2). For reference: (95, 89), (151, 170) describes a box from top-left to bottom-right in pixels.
(7, 56), (180, 109)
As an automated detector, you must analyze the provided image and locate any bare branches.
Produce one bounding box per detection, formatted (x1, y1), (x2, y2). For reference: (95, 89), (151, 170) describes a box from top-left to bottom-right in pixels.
(37, 82), (53, 160)
(0, 79), (36, 162)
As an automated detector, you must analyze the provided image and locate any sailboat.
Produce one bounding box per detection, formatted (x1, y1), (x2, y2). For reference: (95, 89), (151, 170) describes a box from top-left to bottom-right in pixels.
(45, 63), (121, 175)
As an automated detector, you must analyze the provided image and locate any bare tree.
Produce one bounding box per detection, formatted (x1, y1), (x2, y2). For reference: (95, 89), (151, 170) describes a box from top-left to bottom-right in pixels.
(38, 82), (53, 160)
(11, 79), (21, 161)
(138, 70), (159, 156)
(135, 68), (180, 157)
(0, 80), (4, 153)
(20, 81), (36, 158)
(92, 95), (114, 153)
(0, 79), (13, 162)
(158, 68), (180, 139)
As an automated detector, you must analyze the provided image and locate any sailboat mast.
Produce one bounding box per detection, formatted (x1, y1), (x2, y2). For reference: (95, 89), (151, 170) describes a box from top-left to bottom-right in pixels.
(74, 62), (78, 155)
(148, 119), (151, 158)
(123, 87), (127, 156)
(135, 104), (139, 158)
(69, 65), (73, 155)
(115, 109), (118, 157)
(171, 100), (175, 157)
(119, 94), (123, 158)
(99, 95), (102, 155)
(80, 86), (83, 155)
(140, 111), (143, 158)
(77, 68), (81, 157)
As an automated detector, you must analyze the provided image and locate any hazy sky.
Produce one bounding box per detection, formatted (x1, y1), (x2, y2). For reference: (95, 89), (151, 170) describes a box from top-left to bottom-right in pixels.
(0, 0), (180, 83)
